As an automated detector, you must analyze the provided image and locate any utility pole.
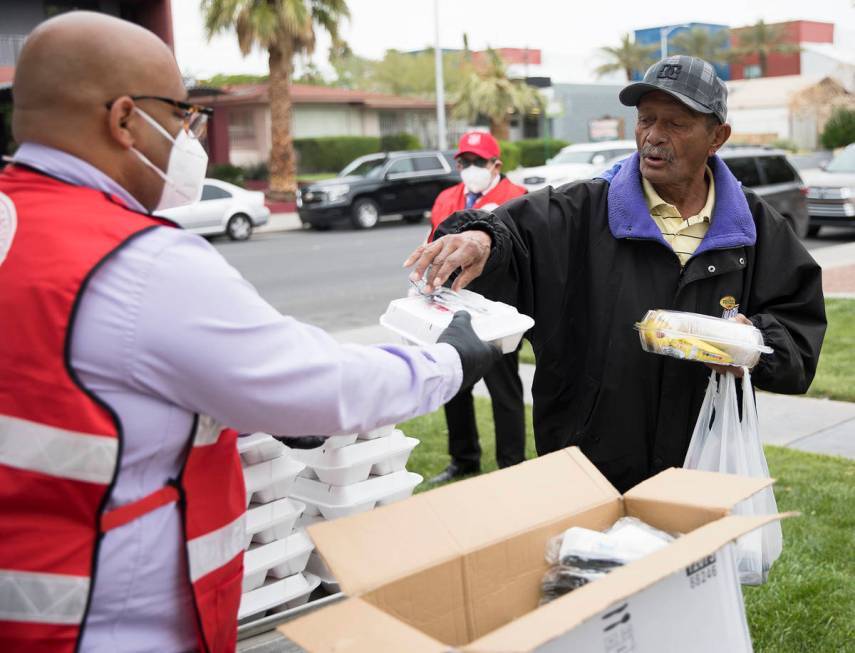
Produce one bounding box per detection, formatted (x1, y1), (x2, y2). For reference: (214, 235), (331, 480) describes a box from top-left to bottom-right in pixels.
(434, 0), (447, 150)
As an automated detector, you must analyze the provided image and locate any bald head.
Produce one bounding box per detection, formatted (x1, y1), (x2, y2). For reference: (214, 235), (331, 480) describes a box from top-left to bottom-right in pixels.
(12, 11), (189, 210)
(13, 11), (182, 141)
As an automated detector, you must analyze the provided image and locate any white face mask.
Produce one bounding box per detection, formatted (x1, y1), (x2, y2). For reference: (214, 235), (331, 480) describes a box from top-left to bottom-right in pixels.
(131, 108), (208, 211)
(460, 164), (494, 194)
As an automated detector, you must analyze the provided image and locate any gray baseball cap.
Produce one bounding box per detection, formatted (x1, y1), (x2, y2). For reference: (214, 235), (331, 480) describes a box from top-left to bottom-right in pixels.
(619, 55), (728, 123)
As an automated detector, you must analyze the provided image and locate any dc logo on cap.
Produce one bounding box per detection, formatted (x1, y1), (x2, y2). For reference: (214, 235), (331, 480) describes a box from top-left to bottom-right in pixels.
(657, 64), (682, 81)
(0, 192), (17, 266)
(468, 133), (482, 145)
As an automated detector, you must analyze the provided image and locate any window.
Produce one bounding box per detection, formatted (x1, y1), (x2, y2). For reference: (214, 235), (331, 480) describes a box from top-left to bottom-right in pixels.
(411, 155), (445, 173)
(723, 157), (761, 188)
(228, 109), (256, 145)
(201, 185), (232, 201)
(386, 158), (415, 175)
(743, 64), (762, 79)
(758, 156), (797, 185)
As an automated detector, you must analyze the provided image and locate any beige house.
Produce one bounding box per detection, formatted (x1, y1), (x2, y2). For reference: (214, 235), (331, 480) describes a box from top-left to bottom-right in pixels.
(194, 83), (465, 167)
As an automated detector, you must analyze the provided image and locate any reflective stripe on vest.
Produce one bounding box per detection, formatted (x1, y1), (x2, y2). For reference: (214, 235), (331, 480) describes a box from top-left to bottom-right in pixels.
(187, 513), (246, 583)
(0, 414), (117, 484)
(0, 570), (89, 624)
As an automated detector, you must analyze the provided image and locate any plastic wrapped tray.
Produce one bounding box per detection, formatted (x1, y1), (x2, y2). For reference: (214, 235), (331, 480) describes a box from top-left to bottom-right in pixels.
(290, 470), (423, 520)
(243, 455), (305, 507)
(635, 309), (772, 367)
(238, 572), (319, 620)
(242, 531), (315, 592)
(238, 433), (287, 466)
(244, 498), (305, 549)
(380, 288), (534, 354)
(290, 431), (419, 486)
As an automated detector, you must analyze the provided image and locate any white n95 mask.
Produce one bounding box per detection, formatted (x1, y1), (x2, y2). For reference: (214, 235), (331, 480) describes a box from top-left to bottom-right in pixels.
(131, 108), (208, 211)
(460, 165), (493, 194)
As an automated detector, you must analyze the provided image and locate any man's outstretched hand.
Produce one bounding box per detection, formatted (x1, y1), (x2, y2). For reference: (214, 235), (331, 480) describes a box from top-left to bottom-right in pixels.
(403, 231), (492, 293)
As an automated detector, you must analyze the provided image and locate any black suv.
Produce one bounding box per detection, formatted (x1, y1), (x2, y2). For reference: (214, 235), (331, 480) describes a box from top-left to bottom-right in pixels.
(297, 150), (460, 230)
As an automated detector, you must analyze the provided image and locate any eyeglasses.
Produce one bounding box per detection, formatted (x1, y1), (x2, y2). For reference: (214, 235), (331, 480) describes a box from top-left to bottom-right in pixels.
(456, 156), (489, 170)
(105, 95), (212, 139)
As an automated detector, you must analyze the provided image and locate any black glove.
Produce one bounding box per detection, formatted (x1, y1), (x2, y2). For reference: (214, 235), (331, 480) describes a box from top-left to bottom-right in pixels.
(275, 435), (326, 449)
(438, 311), (503, 390)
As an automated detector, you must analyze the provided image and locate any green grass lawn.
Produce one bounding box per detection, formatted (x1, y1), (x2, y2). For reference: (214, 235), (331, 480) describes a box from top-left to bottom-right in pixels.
(517, 298), (855, 402)
(401, 399), (855, 653)
(297, 172), (337, 183)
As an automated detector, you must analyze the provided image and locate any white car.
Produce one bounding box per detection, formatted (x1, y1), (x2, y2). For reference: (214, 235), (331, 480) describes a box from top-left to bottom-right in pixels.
(508, 140), (637, 192)
(156, 178), (270, 241)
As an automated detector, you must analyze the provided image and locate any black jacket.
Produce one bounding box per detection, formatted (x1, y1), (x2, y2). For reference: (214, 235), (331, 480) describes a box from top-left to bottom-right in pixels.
(435, 154), (826, 492)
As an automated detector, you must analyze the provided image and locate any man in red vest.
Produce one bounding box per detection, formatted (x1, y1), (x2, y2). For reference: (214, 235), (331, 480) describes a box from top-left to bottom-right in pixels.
(0, 13), (497, 653)
(427, 132), (529, 484)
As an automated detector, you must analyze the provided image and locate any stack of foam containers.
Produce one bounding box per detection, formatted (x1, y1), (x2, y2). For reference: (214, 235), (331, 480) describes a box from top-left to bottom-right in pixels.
(237, 433), (320, 623)
(288, 425), (423, 596)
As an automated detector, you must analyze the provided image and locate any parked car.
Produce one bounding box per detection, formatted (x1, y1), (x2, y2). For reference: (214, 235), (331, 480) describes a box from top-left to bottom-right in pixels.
(297, 150), (460, 230)
(719, 148), (810, 238)
(155, 178), (270, 241)
(507, 140), (637, 191)
(799, 143), (855, 236)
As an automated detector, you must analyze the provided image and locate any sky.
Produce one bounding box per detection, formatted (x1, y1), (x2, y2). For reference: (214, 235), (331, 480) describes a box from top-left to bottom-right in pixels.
(173, 0), (855, 83)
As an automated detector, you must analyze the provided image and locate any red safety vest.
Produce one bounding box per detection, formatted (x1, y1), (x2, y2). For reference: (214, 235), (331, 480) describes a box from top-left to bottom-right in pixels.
(428, 176), (527, 240)
(0, 165), (246, 653)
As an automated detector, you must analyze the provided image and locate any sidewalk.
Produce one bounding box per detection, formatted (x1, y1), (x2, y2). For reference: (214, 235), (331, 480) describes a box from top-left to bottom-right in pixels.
(333, 321), (855, 461)
(256, 211), (302, 234)
(812, 240), (855, 297)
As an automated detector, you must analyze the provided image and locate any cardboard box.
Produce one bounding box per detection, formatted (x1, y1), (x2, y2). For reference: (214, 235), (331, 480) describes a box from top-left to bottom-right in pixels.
(280, 448), (784, 652)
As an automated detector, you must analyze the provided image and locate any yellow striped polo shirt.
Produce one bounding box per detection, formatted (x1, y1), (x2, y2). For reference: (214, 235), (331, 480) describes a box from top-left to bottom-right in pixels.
(642, 166), (715, 266)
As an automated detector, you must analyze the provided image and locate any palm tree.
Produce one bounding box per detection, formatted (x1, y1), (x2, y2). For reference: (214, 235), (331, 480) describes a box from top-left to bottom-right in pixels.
(202, 0), (350, 198)
(595, 34), (657, 81)
(730, 20), (800, 77)
(452, 49), (543, 140)
(670, 27), (730, 65)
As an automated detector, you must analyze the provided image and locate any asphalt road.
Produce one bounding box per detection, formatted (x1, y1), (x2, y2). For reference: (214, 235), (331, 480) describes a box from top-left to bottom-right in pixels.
(214, 221), (853, 332)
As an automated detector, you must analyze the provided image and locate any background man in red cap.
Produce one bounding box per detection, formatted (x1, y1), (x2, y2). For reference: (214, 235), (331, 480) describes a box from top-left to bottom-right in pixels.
(427, 131), (528, 483)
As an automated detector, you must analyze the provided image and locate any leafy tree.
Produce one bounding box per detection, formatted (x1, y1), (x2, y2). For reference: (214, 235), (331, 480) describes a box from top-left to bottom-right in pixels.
(452, 48), (543, 140)
(202, 0), (350, 197)
(670, 27), (730, 65)
(821, 108), (855, 149)
(730, 20), (800, 77)
(196, 73), (269, 87)
(595, 34), (657, 80)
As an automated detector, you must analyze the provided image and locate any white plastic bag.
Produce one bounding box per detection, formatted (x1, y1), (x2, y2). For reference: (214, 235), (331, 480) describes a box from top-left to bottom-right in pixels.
(683, 370), (782, 585)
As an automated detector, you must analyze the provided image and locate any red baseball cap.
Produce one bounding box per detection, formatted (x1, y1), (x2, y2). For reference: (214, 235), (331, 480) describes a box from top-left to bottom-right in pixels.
(455, 131), (500, 160)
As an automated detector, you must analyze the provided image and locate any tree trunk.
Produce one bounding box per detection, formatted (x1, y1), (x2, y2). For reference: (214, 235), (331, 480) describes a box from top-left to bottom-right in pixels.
(268, 42), (297, 199)
(490, 117), (510, 141)
(759, 50), (767, 77)
(625, 67), (633, 81)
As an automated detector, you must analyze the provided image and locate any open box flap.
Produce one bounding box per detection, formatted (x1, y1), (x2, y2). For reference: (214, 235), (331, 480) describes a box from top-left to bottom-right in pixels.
(306, 448), (619, 596)
(464, 512), (792, 653)
(279, 597), (450, 653)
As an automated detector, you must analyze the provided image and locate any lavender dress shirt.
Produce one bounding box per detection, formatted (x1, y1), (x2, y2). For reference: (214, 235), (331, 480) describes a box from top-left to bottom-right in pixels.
(10, 143), (462, 652)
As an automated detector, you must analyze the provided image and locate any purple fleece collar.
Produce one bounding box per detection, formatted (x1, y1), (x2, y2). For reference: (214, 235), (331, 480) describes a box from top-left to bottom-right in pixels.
(599, 153), (756, 255)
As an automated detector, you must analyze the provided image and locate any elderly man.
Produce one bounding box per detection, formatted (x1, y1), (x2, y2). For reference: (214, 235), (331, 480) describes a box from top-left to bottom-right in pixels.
(405, 56), (826, 492)
(0, 12), (497, 653)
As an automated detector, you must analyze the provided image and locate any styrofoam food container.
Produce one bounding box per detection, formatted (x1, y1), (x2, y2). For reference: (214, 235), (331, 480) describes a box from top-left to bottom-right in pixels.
(238, 573), (317, 620)
(267, 572), (321, 614)
(306, 552), (340, 594)
(242, 531), (315, 592)
(322, 433), (358, 449)
(238, 433), (288, 466)
(290, 431), (419, 486)
(296, 513), (325, 531)
(244, 455), (305, 507)
(358, 424), (396, 440)
(380, 288), (534, 354)
(244, 498), (305, 548)
(290, 471), (423, 520)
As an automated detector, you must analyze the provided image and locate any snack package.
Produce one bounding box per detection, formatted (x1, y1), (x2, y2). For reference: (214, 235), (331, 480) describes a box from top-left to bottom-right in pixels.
(540, 517), (675, 604)
(635, 309), (772, 368)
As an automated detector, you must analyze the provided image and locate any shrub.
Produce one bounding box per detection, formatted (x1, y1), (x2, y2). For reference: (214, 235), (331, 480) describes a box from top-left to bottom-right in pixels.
(821, 108), (855, 150)
(380, 132), (423, 152)
(207, 163), (245, 187)
(516, 138), (570, 167)
(771, 139), (798, 153)
(293, 136), (381, 173)
(497, 140), (521, 171)
(242, 161), (269, 181)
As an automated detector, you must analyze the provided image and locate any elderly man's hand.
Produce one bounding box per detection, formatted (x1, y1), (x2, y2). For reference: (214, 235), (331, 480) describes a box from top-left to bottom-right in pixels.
(403, 231), (492, 293)
(705, 314), (754, 378)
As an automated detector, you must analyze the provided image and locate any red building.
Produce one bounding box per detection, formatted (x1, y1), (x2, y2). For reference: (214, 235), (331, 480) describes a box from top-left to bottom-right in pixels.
(730, 20), (833, 79)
